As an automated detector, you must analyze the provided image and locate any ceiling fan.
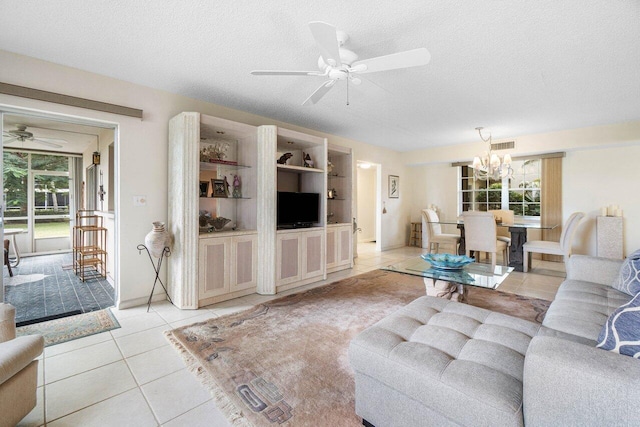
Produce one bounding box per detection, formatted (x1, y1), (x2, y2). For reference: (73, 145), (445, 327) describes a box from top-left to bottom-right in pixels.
(251, 21), (431, 106)
(3, 124), (67, 148)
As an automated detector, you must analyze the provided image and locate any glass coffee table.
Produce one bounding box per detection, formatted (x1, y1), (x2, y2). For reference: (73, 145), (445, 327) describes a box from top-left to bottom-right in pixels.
(383, 257), (514, 302)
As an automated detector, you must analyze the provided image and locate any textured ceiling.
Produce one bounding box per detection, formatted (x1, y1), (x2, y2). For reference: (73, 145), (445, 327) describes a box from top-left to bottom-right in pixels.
(0, 0), (639, 151)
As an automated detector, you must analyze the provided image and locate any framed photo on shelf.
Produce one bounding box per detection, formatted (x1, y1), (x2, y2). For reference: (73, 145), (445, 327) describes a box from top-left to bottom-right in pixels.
(211, 179), (228, 198)
(389, 175), (399, 198)
(199, 181), (209, 197)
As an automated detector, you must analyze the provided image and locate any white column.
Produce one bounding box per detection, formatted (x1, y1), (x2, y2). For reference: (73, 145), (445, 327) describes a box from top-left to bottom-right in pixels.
(168, 112), (200, 308)
(256, 125), (277, 294)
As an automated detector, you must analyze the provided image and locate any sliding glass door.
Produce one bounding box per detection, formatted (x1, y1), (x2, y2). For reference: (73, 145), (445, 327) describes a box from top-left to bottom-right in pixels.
(32, 172), (70, 252)
(3, 152), (72, 254)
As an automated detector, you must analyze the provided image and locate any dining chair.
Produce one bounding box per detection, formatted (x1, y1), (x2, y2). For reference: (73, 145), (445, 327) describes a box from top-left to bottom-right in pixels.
(421, 209), (460, 254)
(523, 211), (585, 272)
(4, 239), (13, 277)
(489, 209), (515, 263)
(462, 211), (509, 272)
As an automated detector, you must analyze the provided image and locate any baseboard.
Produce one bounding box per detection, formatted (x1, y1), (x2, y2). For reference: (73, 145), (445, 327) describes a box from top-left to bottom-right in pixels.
(117, 293), (167, 310)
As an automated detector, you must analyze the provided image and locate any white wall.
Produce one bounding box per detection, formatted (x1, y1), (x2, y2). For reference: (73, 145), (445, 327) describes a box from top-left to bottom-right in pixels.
(356, 166), (376, 242)
(407, 163), (459, 236)
(563, 144), (640, 256)
(404, 125), (640, 257)
(0, 49), (410, 308)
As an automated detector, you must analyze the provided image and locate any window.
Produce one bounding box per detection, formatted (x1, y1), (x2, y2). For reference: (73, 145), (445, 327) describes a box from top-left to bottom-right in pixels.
(459, 159), (541, 218)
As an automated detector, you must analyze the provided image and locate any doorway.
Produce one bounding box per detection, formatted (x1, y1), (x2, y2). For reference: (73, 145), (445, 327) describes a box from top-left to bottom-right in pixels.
(2, 110), (118, 325)
(356, 161), (381, 252)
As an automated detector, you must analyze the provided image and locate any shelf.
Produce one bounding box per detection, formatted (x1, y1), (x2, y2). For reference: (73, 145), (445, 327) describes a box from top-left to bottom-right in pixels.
(327, 198), (347, 201)
(277, 164), (324, 174)
(200, 196), (251, 200)
(327, 174), (347, 179)
(200, 162), (251, 171)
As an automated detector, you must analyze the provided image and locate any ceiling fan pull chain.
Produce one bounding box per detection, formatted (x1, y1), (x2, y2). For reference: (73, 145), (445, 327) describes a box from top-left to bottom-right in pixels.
(346, 77), (350, 106)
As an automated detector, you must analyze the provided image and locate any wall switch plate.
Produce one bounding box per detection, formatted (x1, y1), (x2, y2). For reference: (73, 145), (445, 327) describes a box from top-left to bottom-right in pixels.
(133, 195), (147, 206)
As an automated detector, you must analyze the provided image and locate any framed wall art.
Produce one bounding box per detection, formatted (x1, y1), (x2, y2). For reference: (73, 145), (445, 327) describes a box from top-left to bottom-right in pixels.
(211, 179), (228, 198)
(389, 175), (399, 198)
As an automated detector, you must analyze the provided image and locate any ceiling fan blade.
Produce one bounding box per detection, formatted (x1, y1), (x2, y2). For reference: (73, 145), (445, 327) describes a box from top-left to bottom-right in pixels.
(308, 21), (342, 67)
(351, 48), (430, 74)
(251, 70), (323, 76)
(302, 80), (336, 106)
(3, 137), (18, 145)
(36, 137), (67, 144)
(33, 138), (63, 148)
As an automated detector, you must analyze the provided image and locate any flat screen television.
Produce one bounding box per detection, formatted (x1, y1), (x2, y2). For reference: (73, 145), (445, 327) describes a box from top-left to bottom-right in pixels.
(277, 192), (320, 228)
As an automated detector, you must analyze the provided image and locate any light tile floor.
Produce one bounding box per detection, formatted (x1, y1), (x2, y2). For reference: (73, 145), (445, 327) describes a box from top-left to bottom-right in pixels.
(19, 243), (564, 426)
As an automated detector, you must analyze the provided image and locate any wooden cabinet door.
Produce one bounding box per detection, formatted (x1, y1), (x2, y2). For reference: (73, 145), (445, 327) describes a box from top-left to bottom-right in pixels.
(326, 227), (337, 269)
(277, 233), (301, 286)
(302, 229), (325, 280)
(230, 234), (257, 292)
(198, 237), (231, 299)
(337, 225), (353, 267)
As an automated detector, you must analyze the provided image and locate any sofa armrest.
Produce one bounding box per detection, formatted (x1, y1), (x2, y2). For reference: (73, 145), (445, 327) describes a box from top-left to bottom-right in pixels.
(565, 255), (622, 286)
(0, 335), (44, 385)
(524, 336), (640, 426)
(0, 303), (17, 342)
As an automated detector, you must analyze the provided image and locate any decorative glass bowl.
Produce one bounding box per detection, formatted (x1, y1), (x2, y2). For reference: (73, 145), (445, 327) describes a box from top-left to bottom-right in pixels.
(421, 253), (475, 270)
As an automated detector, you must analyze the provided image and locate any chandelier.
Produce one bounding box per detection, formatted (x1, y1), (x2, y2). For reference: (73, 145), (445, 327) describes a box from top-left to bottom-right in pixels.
(471, 127), (513, 180)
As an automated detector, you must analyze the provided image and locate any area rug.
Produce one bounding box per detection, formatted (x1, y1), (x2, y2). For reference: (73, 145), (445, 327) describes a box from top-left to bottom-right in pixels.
(166, 270), (551, 426)
(17, 307), (120, 347)
(3, 273), (49, 286)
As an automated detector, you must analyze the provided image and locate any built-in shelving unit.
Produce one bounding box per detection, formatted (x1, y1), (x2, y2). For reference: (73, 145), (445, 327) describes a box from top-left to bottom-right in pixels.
(326, 144), (354, 273)
(168, 113), (350, 309)
(168, 113), (258, 308)
(272, 127), (328, 292)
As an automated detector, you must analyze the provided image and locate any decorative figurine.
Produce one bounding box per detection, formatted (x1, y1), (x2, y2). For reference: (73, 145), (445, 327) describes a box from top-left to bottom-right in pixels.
(277, 152), (293, 164)
(199, 139), (230, 162)
(223, 175), (231, 197)
(303, 152), (314, 168)
(232, 175), (242, 198)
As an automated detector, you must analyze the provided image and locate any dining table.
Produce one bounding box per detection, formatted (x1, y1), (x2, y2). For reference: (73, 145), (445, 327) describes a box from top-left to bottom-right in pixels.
(426, 218), (558, 272)
(4, 228), (26, 267)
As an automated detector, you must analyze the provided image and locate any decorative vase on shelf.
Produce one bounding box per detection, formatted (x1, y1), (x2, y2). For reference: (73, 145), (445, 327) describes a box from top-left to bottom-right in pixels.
(145, 221), (170, 258)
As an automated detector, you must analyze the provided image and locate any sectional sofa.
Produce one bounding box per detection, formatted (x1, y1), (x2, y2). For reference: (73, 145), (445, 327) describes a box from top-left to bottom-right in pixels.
(349, 255), (640, 426)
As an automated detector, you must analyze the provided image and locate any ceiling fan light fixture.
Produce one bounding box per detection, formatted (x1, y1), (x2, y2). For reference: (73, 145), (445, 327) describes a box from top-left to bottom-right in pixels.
(251, 21), (431, 106)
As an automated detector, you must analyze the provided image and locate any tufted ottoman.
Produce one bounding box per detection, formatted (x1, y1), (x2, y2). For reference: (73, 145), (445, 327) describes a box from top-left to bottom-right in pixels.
(349, 296), (542, 427)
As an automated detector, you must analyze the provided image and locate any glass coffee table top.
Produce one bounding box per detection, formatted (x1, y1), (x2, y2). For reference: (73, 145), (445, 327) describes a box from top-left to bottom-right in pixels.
(383, 257), (514, 290)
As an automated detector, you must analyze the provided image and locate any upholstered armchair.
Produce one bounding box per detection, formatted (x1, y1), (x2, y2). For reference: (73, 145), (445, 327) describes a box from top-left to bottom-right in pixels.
(523, 211), (585, 272)
(489, 209), (515, 263)
(0, 303), (44, 427)
(421, 209), (460, 254)
(462, 211), (509, 272)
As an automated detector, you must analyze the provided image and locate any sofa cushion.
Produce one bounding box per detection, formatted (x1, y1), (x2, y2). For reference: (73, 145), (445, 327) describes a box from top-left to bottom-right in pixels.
(542, 279), (632, 341)
(349, 296), (541, 427)
(597, 291), (640, 357)
(611, 249), (640, 296)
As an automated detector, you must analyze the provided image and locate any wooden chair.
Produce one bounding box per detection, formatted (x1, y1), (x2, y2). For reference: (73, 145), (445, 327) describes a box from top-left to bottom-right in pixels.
(489, 209), (515, 263)
(421, 209), (460, 254)
(3, 239), (13, 277)
(462, 211), (508, 272)
(523, 212), (585, 272)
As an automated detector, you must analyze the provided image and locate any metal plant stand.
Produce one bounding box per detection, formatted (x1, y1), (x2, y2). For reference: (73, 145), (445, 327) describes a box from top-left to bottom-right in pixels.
(137, 244), (173, 312)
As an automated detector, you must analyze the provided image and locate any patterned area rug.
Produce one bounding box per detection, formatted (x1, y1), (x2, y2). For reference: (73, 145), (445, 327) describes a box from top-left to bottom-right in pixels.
(166, 270), (551, 426)
(17, 308), (120, 347)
